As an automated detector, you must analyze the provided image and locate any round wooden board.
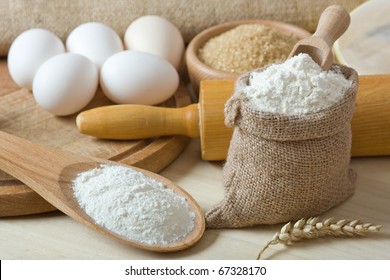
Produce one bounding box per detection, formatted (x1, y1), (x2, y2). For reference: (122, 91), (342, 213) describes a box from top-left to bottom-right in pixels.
(0, 59), (191, 217)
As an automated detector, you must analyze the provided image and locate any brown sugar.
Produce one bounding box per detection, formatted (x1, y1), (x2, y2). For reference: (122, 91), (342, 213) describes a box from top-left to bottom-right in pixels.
(197, 24), (299, 74)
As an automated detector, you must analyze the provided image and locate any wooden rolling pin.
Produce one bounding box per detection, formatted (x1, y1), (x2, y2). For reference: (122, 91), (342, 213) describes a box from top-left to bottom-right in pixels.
(77, 75), (390, 160)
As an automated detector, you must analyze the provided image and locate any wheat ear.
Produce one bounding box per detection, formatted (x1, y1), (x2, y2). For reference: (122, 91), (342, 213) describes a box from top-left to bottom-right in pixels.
(257, 217), (382, 260)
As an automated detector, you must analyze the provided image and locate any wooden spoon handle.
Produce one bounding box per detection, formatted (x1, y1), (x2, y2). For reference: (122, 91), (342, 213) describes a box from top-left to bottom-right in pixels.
(0, 131), (74, 186)
(76, 104), (200, 139)
(0, 131), (91, 221)
(313, 5), (350, 48)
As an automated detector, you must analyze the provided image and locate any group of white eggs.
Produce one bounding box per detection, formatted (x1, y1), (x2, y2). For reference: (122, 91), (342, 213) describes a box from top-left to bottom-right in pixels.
(7, 15), (184, 116)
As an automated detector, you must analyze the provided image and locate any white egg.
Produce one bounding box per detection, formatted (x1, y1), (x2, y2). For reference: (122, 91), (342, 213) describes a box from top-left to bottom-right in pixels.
(100, 51), (179, 105)
(7, 28), (65, 89)
(124, 15), (184, 70)
(32, 53), (98, 116)
(66, 22), (124, 69)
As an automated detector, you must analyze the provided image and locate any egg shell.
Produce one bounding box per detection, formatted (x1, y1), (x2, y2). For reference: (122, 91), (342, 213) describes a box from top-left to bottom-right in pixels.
(124, 15), (184, 70)
(100, 50), (179, 105)
(32, 53), (98, 116)
(7, 28), (65, 89)
(66, 22), (124, 69)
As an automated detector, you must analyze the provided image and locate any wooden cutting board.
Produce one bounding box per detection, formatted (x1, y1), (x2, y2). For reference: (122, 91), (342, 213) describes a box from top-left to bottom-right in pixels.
(0, 59), (191, 217)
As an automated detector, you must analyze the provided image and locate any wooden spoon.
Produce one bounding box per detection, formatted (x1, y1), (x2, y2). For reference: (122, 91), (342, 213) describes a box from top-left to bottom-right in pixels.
(0, 130), (205, 252)
(288, 4), (351, 70)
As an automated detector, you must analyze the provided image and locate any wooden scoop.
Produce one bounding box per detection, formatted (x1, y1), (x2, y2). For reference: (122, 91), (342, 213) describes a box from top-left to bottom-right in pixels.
(0, 130), (205, 252)
(288, 4), (350, 70)
(77, 75), (390, 160)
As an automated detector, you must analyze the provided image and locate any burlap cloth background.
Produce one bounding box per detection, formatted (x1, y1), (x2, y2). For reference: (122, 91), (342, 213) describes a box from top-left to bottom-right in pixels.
(0, 0), (365, 56)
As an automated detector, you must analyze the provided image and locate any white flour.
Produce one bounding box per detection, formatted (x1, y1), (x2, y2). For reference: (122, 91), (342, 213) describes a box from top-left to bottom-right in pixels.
(245, 53), (352, 115)
(72, 164), (195, 245)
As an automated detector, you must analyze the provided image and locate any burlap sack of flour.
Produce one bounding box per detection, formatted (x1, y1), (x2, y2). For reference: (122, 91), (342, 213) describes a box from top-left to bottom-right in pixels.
(205, 64), (358, 229)
(0, 0), (365, 56)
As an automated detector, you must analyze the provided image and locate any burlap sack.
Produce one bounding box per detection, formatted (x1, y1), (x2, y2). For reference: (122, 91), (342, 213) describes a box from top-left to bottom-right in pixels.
(0, 0), (365, 56)
(206, 64), (358, 229)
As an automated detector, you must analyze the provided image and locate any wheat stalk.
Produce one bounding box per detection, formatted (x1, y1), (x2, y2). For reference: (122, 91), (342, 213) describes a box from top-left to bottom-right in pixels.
(257, 217), (382, 260)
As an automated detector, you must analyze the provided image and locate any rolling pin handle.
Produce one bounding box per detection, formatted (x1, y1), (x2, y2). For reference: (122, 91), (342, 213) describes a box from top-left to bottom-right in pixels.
(76, 104), (200, 139)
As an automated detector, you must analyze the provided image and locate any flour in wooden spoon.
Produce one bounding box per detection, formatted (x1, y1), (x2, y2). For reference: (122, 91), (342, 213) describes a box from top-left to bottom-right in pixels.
(245, 53), (352, 114)
(72, 164), (195, 245)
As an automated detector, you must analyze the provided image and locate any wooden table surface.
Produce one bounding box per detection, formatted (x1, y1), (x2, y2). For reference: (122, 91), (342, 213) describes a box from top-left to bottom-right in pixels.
(0, 138), (389, 260)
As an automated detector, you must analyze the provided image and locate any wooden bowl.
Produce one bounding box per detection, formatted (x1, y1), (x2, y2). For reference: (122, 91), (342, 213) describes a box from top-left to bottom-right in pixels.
(185, 19), (312, 94)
